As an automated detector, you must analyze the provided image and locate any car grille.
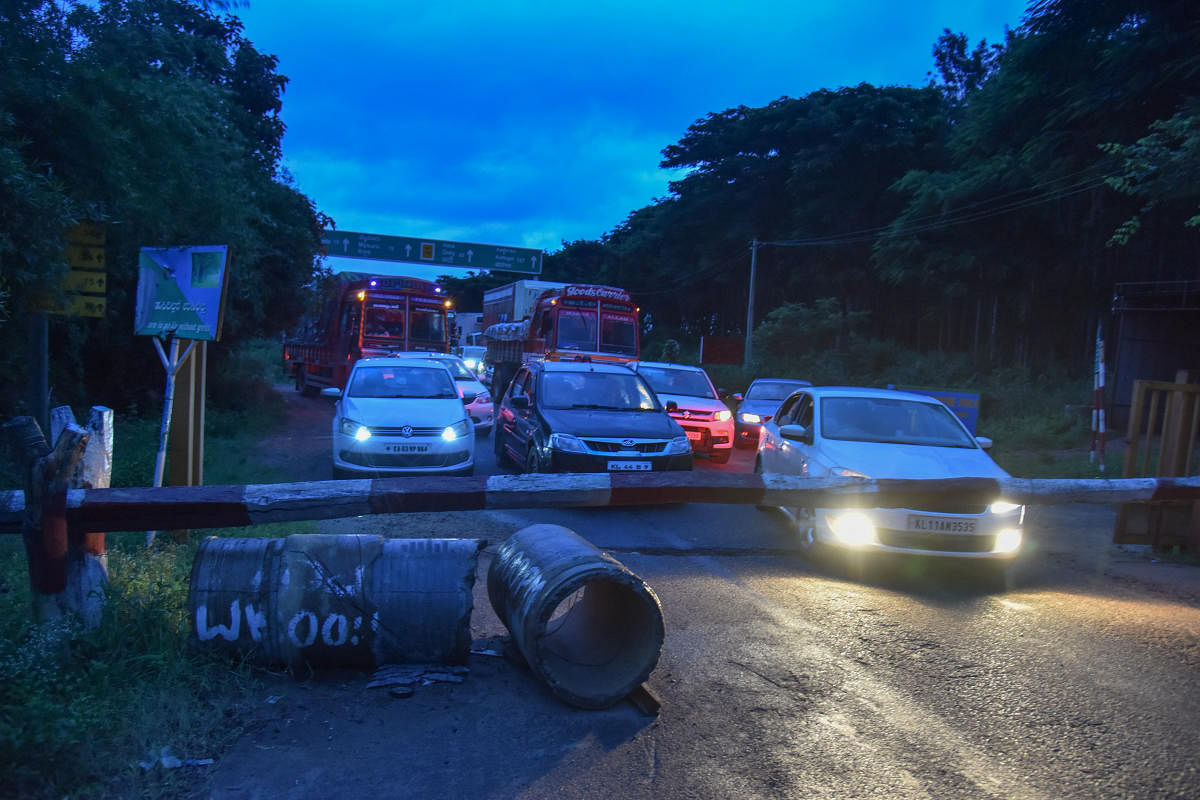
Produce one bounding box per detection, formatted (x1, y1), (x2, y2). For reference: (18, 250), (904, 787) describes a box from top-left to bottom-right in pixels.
(876, 530), (996, 553)
(670, 409), (715, 421)
(368, 425), (446, 437)
(580, 438), (668, 454)
(339, 450), (469, 468)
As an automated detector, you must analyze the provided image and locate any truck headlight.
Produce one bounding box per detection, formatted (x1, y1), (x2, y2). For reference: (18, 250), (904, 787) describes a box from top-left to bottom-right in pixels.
(549, 433), (586, 453)
(341, 418), (370, 441)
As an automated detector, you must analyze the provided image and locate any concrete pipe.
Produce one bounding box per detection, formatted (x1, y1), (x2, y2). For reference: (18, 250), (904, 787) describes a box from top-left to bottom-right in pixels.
(189, 534), (483, 670)
(488, 524), (665, 709)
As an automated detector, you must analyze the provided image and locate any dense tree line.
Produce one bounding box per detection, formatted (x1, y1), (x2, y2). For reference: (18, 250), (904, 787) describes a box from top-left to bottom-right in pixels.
(0, 0), (327, 415)
(525, 0), (1199, 374)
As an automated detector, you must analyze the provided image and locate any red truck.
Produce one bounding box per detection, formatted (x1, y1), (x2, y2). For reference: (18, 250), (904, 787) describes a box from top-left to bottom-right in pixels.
(284, 272), (451, 394)
(482, 281), (640, 397)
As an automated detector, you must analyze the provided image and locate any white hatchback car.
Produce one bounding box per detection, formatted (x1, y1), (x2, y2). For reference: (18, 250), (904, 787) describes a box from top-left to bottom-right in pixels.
(756, 386), (1024, 563)
(324, 357), (476, 478)
(389, 351), (493, 435)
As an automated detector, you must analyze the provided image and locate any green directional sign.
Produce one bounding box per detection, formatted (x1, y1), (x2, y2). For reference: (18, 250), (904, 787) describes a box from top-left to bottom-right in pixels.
(320, 231), (542, 275)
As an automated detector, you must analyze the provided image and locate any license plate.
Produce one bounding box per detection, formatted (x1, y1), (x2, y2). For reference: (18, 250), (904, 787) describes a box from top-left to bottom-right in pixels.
(685, 431), (703, 441)
(385, 443), (429, 454)
(607, 460), (651, 471)
(906, 515), (977, 533)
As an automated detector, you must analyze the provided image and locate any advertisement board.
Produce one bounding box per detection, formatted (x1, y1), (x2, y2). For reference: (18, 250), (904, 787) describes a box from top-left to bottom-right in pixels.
(134, 246), (230, 340)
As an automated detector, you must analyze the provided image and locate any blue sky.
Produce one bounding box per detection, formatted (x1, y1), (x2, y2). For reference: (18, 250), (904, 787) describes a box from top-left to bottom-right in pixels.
(233, 0), (1030, 280)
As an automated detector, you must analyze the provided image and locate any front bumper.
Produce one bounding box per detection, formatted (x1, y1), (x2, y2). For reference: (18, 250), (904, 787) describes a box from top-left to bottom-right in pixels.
(811, 505), (1024, 560)
(547, 450), (693, 473)
(333, 434), (474, 476)
(671, 417), (734, 456)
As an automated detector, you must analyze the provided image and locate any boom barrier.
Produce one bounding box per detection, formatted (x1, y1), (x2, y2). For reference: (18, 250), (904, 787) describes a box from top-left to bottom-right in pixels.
(3, 473), (1200, 535)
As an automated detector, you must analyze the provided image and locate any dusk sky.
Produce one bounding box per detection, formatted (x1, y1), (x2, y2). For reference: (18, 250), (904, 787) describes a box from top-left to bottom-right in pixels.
(233, 1), (1030, 281)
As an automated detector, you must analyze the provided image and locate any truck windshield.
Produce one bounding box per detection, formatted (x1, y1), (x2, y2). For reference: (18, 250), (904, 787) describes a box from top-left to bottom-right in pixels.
(600, 313), (637, 356)
(363, 302), (405, 339)
(408, 307), (447, 348)
(556, 309), (598, 350)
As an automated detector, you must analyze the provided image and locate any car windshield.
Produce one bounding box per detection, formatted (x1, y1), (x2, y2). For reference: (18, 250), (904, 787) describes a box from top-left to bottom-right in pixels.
(539, 371), (659, 411)
(819, 396), (977, 448)
(432, 357), (476, 380)
(746, 381), (808, 401)
(637, 366), (715, 399)
(348, 365), (457, 399)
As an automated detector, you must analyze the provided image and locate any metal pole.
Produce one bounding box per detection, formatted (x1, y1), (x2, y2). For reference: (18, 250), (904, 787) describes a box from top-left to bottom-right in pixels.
(744, 239), (758, 366)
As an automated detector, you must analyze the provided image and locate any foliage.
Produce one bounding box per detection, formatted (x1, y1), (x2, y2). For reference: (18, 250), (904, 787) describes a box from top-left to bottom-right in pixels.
(0, 0), (328, 418)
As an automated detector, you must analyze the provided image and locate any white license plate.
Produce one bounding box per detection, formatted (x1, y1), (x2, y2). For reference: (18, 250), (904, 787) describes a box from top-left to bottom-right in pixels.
(607, 460), (651, 471)
(906, 515), (977, 533)
(385, 443), (429, 454)
(685, 431), (703, 441)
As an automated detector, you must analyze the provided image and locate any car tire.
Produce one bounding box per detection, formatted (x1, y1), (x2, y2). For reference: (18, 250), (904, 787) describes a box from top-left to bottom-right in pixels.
(709, 450), (731, 465)
(753, 457), (773, 512)
(795, 508), (820, 556)
(493, 429), (510, 469)
(524, 443), (543, 474)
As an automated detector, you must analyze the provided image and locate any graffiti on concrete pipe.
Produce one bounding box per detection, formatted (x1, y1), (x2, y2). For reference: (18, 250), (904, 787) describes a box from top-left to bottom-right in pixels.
(487, 523), (665, 710)
(188, 534), (484, 670)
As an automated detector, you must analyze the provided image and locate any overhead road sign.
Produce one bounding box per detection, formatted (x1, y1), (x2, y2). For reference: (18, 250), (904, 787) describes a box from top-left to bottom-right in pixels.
(320, 230), (542, 275)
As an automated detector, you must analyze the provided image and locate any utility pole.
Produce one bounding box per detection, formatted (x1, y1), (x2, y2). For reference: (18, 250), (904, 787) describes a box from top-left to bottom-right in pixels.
(744, 239), (758, 365)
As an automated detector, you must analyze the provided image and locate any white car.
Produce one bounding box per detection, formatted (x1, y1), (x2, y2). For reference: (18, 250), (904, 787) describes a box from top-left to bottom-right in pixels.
(756, 386), (1024, 563)
(389, 351), (493, 435)
(323, 357), (476, 478)
(628, 361), (735, 464)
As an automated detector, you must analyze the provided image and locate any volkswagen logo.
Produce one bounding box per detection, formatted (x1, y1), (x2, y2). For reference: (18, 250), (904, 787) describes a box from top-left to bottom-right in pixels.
(401, 425), (414, 438)
(621, 438), (635, 448)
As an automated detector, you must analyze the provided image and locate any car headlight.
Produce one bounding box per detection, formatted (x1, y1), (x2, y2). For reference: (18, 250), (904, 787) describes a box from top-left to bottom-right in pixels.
(990, 500), (1021, 514)
(666, 435), (691, 455)
(827, 511), (877, 546)
(831, 467), (870, 478)
(740, 412), (761, 424)
(549, 433), (586, 453)
(994, 528), (1022, 553)
(715, 409), (732, 422)
(341, 418), (370, 441)
(463, 358), (478, 370)
(441, 419), (472, 441)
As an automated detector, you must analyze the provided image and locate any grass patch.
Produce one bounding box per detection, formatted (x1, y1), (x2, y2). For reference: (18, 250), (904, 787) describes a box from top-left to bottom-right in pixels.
(0, 337), (312, 798)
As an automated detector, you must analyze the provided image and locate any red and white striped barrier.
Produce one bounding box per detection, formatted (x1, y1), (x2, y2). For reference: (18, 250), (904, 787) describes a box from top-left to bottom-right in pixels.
(3, 473), (1200, 535)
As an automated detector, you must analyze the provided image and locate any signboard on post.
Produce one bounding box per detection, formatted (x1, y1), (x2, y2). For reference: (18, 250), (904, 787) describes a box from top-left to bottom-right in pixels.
(134, 245), (230, 341)
(320, 230), (542, 275)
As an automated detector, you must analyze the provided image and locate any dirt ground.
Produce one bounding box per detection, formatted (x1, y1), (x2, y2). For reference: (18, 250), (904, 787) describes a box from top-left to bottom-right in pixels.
(197, 385), (1199, 799)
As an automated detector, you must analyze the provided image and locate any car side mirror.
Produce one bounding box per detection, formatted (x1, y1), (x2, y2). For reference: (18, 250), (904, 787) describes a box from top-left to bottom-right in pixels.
(666, 400), (678, 412)
(461, 390), (477, 405)
(975, 436), (993, 450)
(731, 393), (744, 403)
(510, 395), (529, 410)
(779, 424), (813, 444)
(321, 387), (341, 400)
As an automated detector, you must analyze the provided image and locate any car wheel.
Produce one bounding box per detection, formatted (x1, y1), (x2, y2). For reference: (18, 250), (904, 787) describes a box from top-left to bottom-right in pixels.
(493, 428), (510, 468)
(709, 450), (731, 465)
(753, 457), (773, 512)
(524, 443), (543, 473)
(795, 508), (819, 555)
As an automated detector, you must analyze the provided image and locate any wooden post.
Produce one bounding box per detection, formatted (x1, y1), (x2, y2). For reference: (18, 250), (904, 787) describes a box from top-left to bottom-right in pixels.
(168, 340), (206, 541)
(2, 415), (92, 624)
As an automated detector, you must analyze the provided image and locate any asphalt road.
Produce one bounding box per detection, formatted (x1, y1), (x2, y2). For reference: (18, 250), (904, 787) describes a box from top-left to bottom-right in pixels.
(208, 389), (1200, 799)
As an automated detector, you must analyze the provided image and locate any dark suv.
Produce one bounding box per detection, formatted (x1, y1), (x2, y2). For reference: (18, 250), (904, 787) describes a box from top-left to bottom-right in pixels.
(494, 360), (693, 473)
